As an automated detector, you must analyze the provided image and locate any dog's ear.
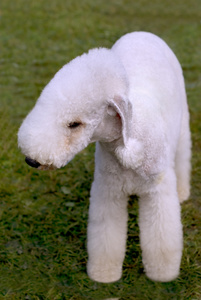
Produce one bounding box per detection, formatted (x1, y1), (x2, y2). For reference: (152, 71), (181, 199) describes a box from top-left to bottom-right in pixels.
(108, 96), (143, 169)
(107, 95), (131, 145)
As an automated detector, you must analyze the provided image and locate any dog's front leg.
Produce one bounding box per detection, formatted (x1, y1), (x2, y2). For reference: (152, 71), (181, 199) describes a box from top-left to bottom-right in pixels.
(87, 171), (128, 283)
(139, 168), (183, 282)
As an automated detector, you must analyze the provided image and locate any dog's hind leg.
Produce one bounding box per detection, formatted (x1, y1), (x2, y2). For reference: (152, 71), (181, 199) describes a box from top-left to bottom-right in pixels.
(175, 110), (191, 203)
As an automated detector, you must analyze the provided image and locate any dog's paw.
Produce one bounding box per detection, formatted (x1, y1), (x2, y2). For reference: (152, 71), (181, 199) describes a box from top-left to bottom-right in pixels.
(143, 250), (181, 282)
(87, 261), (122, 283)
(144, 263), (180, 282)
(177, 185), (190, 203)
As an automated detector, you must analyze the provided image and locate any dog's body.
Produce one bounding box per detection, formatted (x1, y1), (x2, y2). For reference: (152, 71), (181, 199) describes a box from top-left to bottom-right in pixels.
(18, 32), (191, 283)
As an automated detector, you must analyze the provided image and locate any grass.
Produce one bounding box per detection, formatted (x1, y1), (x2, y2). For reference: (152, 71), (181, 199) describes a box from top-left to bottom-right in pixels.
(0, 0), (201, 299)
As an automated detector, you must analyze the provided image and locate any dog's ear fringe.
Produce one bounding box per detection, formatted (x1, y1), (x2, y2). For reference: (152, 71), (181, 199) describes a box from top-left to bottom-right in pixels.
(115, 138), (143, 169)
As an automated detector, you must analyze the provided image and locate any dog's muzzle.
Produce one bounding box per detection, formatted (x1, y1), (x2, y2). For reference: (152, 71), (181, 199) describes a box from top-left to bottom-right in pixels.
(25, 157), (41, 168)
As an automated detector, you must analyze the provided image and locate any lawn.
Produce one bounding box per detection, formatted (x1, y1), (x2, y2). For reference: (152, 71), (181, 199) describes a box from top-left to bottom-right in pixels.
(0, 0), (201, 299)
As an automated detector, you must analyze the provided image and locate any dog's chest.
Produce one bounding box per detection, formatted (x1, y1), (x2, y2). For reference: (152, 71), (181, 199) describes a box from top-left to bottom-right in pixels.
(121, 168), (157, 196)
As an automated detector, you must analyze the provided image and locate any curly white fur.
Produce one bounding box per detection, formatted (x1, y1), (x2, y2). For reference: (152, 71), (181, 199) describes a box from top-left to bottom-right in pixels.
(18, 32), (191, 283)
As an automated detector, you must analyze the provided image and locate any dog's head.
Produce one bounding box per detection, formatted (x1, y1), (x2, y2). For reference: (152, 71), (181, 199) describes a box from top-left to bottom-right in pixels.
(18, 47), (137, 170)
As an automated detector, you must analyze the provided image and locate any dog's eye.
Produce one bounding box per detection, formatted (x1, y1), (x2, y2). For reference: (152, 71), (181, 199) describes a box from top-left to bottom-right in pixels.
(68, 122), (82, 129)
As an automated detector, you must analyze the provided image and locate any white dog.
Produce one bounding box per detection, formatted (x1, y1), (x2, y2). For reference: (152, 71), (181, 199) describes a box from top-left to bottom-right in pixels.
(18, 32), (191, 283)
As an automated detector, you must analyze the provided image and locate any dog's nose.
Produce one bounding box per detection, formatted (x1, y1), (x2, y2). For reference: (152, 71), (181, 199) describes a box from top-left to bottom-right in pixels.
(25, 157), (41, 168)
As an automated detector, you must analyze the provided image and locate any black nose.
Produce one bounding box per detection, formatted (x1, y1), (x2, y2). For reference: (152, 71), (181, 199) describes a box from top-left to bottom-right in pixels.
(25, 157), (41, 168)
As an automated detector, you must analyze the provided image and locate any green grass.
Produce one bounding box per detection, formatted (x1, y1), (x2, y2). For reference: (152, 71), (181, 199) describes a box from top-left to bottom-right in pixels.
(0, 0), (201, 299)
